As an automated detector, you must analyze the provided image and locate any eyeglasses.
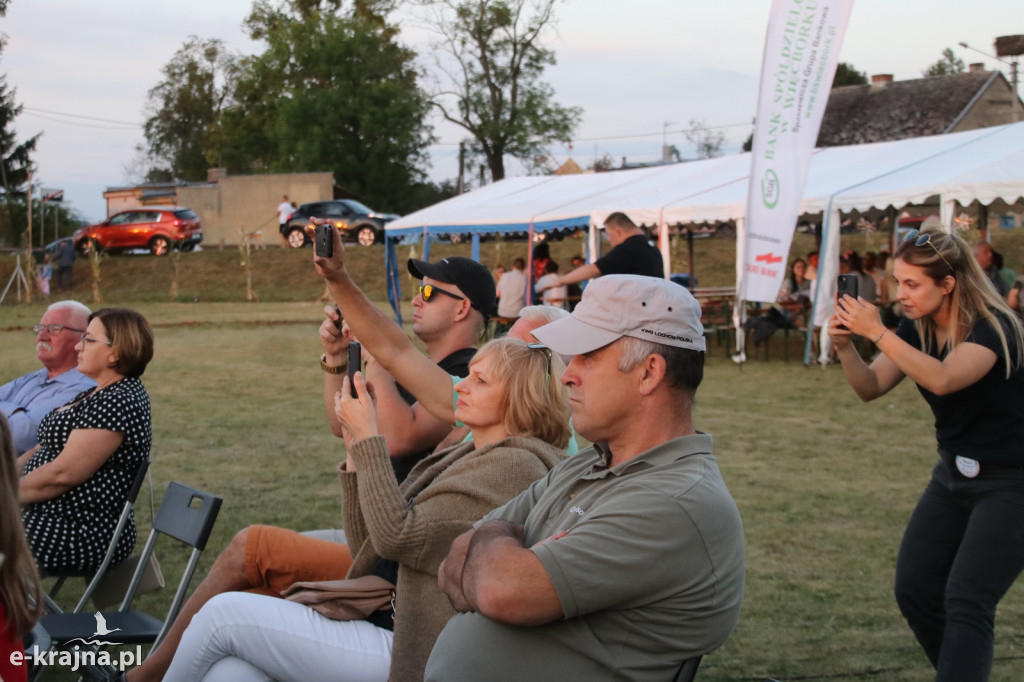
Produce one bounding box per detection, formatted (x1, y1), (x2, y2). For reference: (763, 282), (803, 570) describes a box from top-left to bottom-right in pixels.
(903, 229), (954, 273)
(526, 343), (553, 377)
(418, 283), (465, 303)
(32, 324), (85, 336)
(79, 333), (113, 346)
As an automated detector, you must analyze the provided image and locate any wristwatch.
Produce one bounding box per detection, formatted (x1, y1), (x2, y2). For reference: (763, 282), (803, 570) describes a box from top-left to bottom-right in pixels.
(320, 354), (347, 375)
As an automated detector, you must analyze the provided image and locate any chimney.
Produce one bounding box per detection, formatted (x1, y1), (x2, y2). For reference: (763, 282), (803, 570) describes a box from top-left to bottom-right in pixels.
(969, 62), (986, 73)
(871, 74), (893, 84)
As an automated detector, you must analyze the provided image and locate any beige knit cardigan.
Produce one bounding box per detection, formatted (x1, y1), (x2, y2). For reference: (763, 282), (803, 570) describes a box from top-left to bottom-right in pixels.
(340, 434), (566, 682)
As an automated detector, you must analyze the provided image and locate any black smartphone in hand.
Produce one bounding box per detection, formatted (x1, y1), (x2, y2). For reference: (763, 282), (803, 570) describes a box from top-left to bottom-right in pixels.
(315, 223), (334, 258)
(347, 341), (362, 398)
(836, 274), (859, 330)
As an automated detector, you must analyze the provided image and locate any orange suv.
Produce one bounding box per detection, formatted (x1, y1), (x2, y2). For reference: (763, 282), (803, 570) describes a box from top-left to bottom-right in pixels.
(73, 206), (203, 256)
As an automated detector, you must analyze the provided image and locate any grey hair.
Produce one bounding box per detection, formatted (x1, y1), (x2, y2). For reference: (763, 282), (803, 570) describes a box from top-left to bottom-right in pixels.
(46, 300), (91, 327)
(617, 336), (704, 400)
(517, 305), (571, 325)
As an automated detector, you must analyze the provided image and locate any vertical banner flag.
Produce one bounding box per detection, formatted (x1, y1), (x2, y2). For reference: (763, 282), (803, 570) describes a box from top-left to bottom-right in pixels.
(742, 0), (854, 302)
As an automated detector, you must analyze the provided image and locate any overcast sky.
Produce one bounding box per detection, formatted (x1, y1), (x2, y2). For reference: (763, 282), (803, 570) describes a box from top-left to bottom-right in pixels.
(2, 0), (1020, 224)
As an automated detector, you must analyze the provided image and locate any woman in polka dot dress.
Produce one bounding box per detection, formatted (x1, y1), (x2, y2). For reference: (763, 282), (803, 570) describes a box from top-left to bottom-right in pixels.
(18, 308), (153, 574)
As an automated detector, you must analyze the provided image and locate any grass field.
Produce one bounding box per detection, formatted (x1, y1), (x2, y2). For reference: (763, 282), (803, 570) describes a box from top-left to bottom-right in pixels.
(3, 230), (1024, 680)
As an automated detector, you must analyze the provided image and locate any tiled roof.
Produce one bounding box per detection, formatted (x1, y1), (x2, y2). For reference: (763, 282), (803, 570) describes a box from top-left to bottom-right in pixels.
(816, 71), (1003, 146)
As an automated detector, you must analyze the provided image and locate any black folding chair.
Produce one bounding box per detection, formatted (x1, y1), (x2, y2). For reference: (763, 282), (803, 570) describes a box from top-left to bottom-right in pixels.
(674, 655), (702, 682)
(38, 481), (222, 675)
(44, 459), (151, 615)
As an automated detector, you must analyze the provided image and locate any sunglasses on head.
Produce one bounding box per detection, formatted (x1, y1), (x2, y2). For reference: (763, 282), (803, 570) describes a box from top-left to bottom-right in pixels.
(526, 343), (553, 377)
(903, 229), (954, 273)
(418, 283), (465, 303)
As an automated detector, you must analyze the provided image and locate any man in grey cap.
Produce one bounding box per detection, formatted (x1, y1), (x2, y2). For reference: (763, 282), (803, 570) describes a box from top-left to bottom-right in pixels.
(426, 274), (745, 682)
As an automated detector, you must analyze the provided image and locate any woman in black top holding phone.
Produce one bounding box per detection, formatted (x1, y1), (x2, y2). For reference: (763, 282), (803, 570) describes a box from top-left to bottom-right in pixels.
(829, 228), (1024, 682)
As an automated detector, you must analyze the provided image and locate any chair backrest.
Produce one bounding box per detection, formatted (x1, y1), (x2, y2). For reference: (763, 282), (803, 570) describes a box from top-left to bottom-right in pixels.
(119, 481), (222, 648)
(673, 655), (702, 682)
(45, 459), (151, 614)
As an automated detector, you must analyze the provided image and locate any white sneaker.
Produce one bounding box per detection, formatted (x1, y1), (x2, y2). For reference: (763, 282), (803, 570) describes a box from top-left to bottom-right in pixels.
(731, 352), (746, 364)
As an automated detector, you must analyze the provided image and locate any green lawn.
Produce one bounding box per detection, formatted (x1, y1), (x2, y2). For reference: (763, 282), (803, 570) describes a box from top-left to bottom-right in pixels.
(3, 230), (1024, 679)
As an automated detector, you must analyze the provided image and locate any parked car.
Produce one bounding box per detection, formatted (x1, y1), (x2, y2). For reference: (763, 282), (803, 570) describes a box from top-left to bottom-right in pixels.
(284, 199), (398, 248)
(73, 206), (203, 256)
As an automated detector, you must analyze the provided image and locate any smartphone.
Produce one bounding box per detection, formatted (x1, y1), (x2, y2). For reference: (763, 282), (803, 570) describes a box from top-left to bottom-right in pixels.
(836, 274), (859, 330)
(315, 223), (334, 258)
(347, 341), (362, 398)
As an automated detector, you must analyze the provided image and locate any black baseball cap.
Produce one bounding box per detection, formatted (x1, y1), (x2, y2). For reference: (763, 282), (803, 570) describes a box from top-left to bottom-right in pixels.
(407, 257), (496, 317)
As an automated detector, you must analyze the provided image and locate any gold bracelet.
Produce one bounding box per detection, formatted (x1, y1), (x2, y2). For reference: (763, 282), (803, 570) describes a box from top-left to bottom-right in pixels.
(874, 329), (888, 345)
(320, 354), (348, 375)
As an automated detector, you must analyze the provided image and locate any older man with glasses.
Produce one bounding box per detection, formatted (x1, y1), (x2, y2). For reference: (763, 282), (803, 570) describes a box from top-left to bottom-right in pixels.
(0, 300), (96, 454)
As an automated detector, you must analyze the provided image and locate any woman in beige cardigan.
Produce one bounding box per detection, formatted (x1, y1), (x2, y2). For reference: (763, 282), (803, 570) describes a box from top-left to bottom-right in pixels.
(162, 338), (570, 682)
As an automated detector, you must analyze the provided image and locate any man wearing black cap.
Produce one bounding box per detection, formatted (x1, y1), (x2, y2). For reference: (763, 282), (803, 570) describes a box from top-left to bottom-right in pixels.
(318, 253), (493, 483)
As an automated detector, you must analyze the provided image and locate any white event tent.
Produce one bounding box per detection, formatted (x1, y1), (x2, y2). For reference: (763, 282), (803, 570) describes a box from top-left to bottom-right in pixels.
(385, 122), (1024, 357)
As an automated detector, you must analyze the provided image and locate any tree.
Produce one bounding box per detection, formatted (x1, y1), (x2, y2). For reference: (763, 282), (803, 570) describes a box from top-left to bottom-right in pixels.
(684, 119), (725, 159)
(833, 62), (868, 87)
(0, 0), (41, 246)
(417, 0), (582, 182)
(236, 0), (434, 211)
(923, 48), (966, 77)
(140, 37), (241, 182)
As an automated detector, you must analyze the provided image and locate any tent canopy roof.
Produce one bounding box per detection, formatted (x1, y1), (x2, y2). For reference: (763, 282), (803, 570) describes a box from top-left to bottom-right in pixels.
(387, 122), (1024, 237)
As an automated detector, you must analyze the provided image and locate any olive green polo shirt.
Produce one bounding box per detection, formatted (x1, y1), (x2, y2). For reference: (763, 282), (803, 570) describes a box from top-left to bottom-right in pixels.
(425, 433), (745, 682)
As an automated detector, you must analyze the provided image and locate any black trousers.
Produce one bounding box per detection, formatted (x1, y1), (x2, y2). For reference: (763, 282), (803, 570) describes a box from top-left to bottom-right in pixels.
(894, 457), (1024, 681)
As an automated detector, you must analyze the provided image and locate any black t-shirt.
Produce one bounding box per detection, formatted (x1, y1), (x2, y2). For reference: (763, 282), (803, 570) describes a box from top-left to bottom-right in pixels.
(390, 346), (477, 482)
(895, 314), (1024, 465)
(595, 234), (664, 279)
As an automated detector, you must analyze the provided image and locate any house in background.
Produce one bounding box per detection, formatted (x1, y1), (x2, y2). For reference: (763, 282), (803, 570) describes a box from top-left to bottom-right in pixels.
(817, 66), (1024, 230)
(103, 170), (340, 246)
(817, 66), (1023, 146)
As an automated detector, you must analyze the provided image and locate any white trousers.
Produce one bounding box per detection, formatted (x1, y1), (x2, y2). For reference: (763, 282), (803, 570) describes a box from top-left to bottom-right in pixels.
(163, 592), (393, 682)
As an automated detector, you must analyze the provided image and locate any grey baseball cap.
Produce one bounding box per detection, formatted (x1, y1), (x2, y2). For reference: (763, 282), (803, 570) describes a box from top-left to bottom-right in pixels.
(532, 275), (705, 355)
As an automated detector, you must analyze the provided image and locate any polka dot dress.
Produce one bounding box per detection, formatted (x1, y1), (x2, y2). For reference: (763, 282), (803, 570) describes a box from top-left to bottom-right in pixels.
(21, 376), (151, 573)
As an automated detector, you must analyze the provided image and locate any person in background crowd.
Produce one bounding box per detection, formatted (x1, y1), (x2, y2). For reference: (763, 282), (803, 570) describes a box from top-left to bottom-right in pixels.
(36, 254), (52, 297)
(54, 238), (75, 292)
(991, 250), (1016, 292)
(535, 260), (567, 308)
(277, 195), (294, 247)
(549, 212), (664, 288)
(831, 228), (1024, 681)
(972, 241), (1009, 298)
(495, 258), (527, 319)
(566, 255), (585, 310)
(1, 301), (95, 455)
(848, 251), (878, 303)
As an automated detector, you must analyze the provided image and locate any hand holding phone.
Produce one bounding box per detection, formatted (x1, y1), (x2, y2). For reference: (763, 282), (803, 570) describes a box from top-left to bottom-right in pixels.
(347, 341), (362, 398)
(836, 274), (859, 331)
(315, 223), (334, 258)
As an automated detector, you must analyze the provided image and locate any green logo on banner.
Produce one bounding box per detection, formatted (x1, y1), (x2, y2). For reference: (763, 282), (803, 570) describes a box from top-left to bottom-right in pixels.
(761, 168), (780, 209)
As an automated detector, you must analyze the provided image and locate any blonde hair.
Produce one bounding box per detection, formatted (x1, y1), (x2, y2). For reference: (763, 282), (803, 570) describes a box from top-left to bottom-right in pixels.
(895, 230), (1024, 377)
(469, 337), (571, 449)
(0, 414), (43, 638)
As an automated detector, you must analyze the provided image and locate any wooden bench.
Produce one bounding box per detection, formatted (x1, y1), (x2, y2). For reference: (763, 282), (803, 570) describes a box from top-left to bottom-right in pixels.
(692, 288), (737, 355)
